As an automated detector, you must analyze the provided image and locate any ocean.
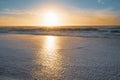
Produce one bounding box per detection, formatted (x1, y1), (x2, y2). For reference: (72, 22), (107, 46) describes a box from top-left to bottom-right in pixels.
(0, 26), (120, 80)
(0, 26), (120, 38)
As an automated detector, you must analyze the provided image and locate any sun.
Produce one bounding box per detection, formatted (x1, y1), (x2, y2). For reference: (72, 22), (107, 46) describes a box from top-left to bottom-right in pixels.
(42, 11), (60, 26)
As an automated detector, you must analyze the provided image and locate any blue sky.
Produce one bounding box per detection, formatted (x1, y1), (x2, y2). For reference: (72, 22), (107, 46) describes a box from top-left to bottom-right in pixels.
(0, 0), (120, 11)
(0, 0), (120, 26)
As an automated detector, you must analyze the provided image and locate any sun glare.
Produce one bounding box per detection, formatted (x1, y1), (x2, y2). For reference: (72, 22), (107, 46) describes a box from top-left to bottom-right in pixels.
(45, 36), (56, 50)
(42, 11), (60, 26)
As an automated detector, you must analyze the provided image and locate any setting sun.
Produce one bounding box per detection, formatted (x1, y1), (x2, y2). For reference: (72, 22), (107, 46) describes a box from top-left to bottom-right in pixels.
(42, 11), (60, 26)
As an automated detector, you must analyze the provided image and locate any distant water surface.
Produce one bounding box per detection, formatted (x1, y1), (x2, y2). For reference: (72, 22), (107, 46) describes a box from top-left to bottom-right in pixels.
(0, 26), (120, 38)
(0, 34), (120, 80)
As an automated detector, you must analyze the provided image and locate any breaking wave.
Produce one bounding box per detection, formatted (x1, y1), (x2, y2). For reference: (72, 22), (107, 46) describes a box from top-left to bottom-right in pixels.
(0, 26), (120, 38)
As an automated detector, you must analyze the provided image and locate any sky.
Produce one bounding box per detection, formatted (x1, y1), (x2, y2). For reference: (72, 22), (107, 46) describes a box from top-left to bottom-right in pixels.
(0, 0), (120, 26)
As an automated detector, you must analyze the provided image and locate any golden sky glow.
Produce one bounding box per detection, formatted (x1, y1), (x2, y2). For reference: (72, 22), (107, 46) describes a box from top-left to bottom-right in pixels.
(0, 4), (120, 26)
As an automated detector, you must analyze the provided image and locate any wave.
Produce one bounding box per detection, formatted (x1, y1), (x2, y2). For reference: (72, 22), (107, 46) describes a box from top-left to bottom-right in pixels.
(0, 26), (120, 38)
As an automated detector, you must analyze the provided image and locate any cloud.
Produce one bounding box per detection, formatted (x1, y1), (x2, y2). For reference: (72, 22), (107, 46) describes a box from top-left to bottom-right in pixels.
(63, 7), (120, 25)
(98, 0), (104, 4)
(0, 9), (39, 16)
(0, 6), (120, 26)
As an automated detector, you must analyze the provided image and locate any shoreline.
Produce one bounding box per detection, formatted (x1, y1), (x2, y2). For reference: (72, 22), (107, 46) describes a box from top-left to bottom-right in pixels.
(0, 33), (120, 39)
(0, 33), (120, 80)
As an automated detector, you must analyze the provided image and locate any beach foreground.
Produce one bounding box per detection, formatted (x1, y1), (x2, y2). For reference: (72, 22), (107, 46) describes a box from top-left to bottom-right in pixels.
(0, 34), (120, 80)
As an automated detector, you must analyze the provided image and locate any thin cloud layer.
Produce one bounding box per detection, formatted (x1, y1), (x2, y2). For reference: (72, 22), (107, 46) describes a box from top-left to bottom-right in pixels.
(0, 0), (120, 26)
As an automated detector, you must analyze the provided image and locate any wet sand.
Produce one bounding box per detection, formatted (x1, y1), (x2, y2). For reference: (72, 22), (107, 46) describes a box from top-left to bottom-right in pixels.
(0, 34), (120, 80)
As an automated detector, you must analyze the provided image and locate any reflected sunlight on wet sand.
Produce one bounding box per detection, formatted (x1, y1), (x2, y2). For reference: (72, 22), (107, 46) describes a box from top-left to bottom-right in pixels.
(0, 34), (120, 80)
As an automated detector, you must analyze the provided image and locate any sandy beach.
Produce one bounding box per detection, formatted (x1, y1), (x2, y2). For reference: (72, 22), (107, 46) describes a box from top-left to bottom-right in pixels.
(0, 34), (120, 80)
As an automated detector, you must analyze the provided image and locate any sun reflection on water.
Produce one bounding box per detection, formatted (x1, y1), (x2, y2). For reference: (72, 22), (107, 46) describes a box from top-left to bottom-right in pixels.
(33, 36), (63, 79)
(44, 36), (56, 50)
(42, 36), (59, 67)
